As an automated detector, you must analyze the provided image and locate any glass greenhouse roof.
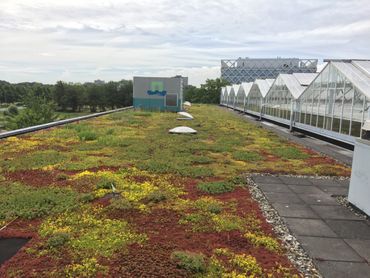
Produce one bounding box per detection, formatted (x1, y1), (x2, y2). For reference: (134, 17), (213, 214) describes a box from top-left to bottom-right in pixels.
(241, 82), (253, 97)
(254, 79), (274, 97)
(293, 73), (318, 86)
(226, 85), (233, 96)
(278, 73), (318, 99)
(232, 84), (240, 95)
(331, 61), (370, 99)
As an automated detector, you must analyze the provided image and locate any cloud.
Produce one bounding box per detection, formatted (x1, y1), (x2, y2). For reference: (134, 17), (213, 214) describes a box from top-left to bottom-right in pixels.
(0, 0), (369, 86)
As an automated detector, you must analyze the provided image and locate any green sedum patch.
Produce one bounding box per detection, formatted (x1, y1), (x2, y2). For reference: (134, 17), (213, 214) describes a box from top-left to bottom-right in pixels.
(0, 150), (68, 171)
(197, 181), (235, 194)
(232, 151), (263, 162)
(0, 183), (79, 220)
(271, 146), (310, 160)
(171, 251), (207, 274)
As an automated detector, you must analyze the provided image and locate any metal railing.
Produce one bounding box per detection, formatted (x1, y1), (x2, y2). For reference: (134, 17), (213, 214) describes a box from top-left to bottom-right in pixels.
(0, 106), (133, 139)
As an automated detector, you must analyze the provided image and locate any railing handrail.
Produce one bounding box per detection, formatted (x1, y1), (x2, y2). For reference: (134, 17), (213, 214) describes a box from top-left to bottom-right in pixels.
(0, 106), (133, 139)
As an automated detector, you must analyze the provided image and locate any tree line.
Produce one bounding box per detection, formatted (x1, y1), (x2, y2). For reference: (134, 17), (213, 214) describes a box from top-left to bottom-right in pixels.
(0, 80), (133, 112)
(54, 80), (132, 112)
(1, 79), (133, 130)
(184, 78), (229, 104)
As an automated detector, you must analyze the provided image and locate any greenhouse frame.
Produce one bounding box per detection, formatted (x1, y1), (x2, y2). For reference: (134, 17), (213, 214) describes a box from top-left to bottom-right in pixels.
(225, 85), (233, 107)
(220, 87), (227, 106)
(294, 60), (370, 144)
(230, 84), (240, 108)
(220, 59), (370, 145)
(244, 79), (274, 117)
(263, 73), (318, 127)
(235, 82), (253, 111)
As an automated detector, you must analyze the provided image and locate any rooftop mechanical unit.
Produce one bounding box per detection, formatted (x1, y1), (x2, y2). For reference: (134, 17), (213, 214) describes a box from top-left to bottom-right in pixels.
(133, 76), (185, 112)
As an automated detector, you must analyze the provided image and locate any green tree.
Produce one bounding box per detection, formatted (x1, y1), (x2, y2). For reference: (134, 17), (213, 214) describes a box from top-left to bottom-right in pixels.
(5, 93), (57, 129)
(184, 78), (229, 104)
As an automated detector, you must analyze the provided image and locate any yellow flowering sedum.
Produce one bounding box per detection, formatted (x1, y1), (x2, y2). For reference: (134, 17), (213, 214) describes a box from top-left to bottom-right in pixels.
(39, 206), (147, 257)
(65, 257), (107, 277)
(204, 248), (263, 277)
(244, 232), (280, 252)
(71, 168), (184, 210)
(1, 136), (40, 154)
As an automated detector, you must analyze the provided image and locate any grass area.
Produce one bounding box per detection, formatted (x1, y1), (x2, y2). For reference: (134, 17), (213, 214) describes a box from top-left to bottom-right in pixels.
(0, 104), (349, 277)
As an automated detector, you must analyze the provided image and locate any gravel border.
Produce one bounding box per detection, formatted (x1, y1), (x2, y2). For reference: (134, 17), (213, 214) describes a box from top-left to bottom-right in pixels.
(336, 196), (369, 221)
(244, 173), (322, 278)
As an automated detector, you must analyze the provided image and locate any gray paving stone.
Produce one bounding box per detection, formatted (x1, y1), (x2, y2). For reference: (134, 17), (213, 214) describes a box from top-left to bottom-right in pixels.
(272, 203), (320, 218)
(314, 261), (370, 278)
(298, 192), (339, 205)
(297, 236), (364, 262)
(278, 176), (313, 186)
(317, 185), (349, 196)
(310, 178), (344, 187)
(258, 183), (292, 193)
(344, 239), (370, 263)
(252, 175), (282, 184)
(288, 184), (324, 194)
(326, 220), (370, 239)
(264, 192), (302, 204)
(284, 218), (337, 237)
(311, 205), (361, 220)
(338, 179), (350, 187)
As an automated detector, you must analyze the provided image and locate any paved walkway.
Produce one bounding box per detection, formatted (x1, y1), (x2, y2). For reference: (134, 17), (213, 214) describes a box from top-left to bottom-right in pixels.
(253, 175), (370, 278)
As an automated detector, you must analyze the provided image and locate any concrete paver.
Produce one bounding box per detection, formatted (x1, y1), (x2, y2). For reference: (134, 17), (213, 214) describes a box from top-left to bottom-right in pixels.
(278, 176), (313, 186)
(252, 175), (283, 184)
(284, 218), (337, 237)
(344, 239), (370, 263)
(272, 203), (320, 219)
(310, 179), (344, 187)
(314, 261), (370, 278)
(297, 236), (364, 262)
(264, 192), (302, 204)
(316, 185), (349, 196)
(311, 205), (362, 220)
(252, 175), (370, 278)
(288, 184), (324, 194)
(325, 220), (370, 240)
(298, 192), (339, 206)
(258, 183), (292, 193)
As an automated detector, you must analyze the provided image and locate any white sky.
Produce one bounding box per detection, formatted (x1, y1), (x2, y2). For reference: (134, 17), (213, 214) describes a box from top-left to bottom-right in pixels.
(0, 0), (370, 86)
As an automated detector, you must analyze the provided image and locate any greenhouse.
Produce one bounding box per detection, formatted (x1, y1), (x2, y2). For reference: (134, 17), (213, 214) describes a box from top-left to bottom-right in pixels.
(294, 60), (370, 144)
(230, 84), (240, 108)
(220, 87), (227, 105)
(226, 85), (236, 108)
(235, 82), (253, 111)
(225, 85), (233, 107)
(245, 79), (274, 116)
(263, 73), (317, 125)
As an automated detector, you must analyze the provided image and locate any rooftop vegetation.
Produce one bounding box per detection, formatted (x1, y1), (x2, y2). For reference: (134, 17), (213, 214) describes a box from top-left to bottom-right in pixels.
(0, 104), (349, 277)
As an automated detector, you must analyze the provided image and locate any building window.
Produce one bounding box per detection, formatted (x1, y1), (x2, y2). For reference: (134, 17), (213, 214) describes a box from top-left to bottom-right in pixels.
(166, 94), (178, 106)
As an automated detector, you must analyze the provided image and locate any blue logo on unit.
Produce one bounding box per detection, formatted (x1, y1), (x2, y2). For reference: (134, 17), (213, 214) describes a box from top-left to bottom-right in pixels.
(147, 81), (167, 96)
(147, 90), (167, 96)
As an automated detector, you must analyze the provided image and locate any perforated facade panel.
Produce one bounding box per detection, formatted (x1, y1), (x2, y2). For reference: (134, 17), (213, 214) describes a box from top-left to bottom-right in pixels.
(221, 58), (318, 84)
